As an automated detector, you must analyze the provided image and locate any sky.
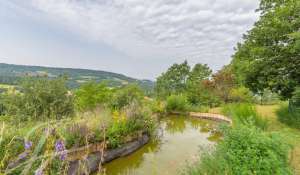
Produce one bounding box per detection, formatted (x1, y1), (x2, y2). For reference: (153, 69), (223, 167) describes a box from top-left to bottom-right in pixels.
(0, 0), (260, 80)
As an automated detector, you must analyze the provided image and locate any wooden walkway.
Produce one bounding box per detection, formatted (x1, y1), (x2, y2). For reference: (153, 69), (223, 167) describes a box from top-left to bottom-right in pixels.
(189, 112), (232, 124)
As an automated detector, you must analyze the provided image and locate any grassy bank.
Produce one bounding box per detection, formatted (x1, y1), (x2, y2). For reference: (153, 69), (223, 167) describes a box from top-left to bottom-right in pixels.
(256, 105), (300, 174)
(208, 104), (300, 174)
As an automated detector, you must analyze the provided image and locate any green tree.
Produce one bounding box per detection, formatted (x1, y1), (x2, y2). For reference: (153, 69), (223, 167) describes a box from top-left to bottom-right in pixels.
(229, 87), (253, 103)
(75, 82), (113, 111)
(4, 78), (74, 121)
(186, 64), (216, 106)
(155, 61), (190, 98)
(212, 67), (236, 103)
(110, 84), (144, 110)
(187, 64), (212, 86)
(231, 0), (300, 99)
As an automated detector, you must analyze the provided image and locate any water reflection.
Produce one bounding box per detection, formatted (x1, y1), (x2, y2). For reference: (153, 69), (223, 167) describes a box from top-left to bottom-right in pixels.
(102, 115), (221, 175)
(163, 115), (186, 133)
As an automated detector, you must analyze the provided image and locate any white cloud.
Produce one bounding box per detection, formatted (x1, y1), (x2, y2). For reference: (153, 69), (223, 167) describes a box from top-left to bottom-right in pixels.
(11, 0), (260, 78)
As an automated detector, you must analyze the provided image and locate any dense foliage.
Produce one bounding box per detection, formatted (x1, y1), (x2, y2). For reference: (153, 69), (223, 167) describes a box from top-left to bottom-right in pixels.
(0, 78), (156, 174)
(231, 0), (300, 99)
(110, 84), (144, 110)
(155, 61), (190, 97)
(277, 89), (300, 129)
(75, 82), (113, 111)
(222, 103), (268, 130)
(165, 94), (189, 113)
(183, 125), (292, 175)
(155, 61), (254, 111)
(2, 78), (74, 121)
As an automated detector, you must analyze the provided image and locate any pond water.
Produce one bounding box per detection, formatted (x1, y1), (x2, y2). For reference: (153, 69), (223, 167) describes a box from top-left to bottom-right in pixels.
(103, 115), (221, 175)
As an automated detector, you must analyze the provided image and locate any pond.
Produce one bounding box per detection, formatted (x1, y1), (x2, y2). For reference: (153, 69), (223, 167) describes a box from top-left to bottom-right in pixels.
(102, 115), (221, 175)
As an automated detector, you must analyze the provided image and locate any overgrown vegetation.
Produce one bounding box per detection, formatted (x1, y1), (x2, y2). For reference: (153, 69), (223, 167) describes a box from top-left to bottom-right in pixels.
(165, 94), (189, 113)
(155, 61), (255, 113)
(222, 103), (268, 130)
(1, 78), (74, 121)
(1, 0), (299, 174)
(181, 0), (300, 174)
(0, 78), (156, 174)
(182, 125), (292, 175)
(277, 104), (300, 130)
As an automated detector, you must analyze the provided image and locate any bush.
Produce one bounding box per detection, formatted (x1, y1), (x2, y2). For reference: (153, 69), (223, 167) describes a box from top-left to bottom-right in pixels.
(165, 94), (189, 112)
(277, 104), (300, 129)
(222, 103), (268, 130)
(75, 82), (112, 111)
(144, 99), (166, 114)
(289, 87), (300, 112)
(229, 87), (253, 103)
(186, 104), (209, 113)
(110, 84), (143, 110)
(187, 87), (221, 108)
(182, 125), (292, 175)
(4, 78), (74, 121)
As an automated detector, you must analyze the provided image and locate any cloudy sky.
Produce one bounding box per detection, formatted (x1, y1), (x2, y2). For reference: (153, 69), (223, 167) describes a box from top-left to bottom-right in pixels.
(0, 0), (260, 80)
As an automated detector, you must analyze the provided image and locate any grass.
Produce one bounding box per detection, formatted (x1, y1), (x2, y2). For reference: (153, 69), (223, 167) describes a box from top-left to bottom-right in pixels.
(0, 105), (157, 174)
(256, 104), (300, 175)
(276, 104), (300, 129)
(182, 124), (292, 175)
(221, 103), (268, 130)
(211, 104), (300, 174)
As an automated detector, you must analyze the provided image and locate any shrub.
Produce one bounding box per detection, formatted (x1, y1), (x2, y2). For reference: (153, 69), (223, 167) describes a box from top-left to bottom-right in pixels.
(277, 104), (300, 129)
(4, 78), (74, 121)
(229, 86), (253, 103)
(165, 94), (189, 112)
(187, 87), (221, 108)
(289, 87), (300, 112)
(144, 99), (166, 114)
(75, 82), (113, 111)
(182, 125), (292, 175)
(186, 104), (209, 113)
(222, 103), (268, 130)
(110, 84), (143, 110)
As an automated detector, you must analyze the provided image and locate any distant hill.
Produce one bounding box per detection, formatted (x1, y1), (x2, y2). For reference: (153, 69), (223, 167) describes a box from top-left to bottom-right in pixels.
(0, 63), (154, 91)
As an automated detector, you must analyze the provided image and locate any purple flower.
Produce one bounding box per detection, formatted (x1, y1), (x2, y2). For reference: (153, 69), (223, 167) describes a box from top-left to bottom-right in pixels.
(18, 152), (28, 160)
(35, 168), (43, 175)
(55, 140), (67, 160)
(24, 141), (32, 150)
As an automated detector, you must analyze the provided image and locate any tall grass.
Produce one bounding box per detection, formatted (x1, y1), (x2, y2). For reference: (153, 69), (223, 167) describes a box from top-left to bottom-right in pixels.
(165, 95), (189, 113)
(182, 125), (292, 175)
(277, 104), (300, 129)
(0, 103), (157, 174)
(222, 103), (268, 130)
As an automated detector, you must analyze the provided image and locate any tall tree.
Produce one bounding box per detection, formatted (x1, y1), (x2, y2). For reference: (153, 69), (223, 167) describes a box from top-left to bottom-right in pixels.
(155, 61), (190, 98)
(231, 0), (300, 99)
(187, 64), (212, 86)
(186, 64), (214, 105)
(212, 66), (236, 103)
